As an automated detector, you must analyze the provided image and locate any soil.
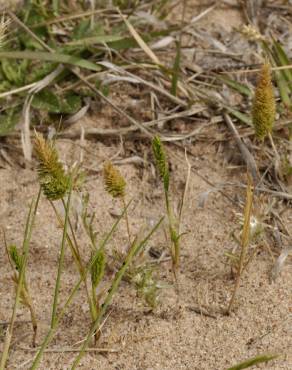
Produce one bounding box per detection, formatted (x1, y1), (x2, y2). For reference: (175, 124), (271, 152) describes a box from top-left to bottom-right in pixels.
(0, 1), (291, 370)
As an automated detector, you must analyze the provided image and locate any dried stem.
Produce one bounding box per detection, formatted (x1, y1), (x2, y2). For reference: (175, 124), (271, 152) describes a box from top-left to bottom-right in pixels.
(227, 175), (254, 314)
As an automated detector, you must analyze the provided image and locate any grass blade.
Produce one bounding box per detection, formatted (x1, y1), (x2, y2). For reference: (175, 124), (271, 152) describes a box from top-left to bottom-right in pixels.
(0, 51), (101, 72)
(217, 75), (252, 97)
(67, 34), (127, 46)
(118, 9), (160, 65)
(171, 40), (181, 96)
(227, 174), (253, 314)
(261, 40), (291, 107)
(226, 107), (252, 126)
(272, 39), (292, 88)
(227, 354), (279, 370)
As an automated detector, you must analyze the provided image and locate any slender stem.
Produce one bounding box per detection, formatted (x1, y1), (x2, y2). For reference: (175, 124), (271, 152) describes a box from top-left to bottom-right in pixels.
(51, 184), (72, 327)
(268, 133), (281, 163)
(27, 299), (38, 347)
(178, 148), (191, 232)
(122, 196), (131, 246)
(164, 189), (179, 272)
(0, 188), (41, 370)
(30, 201), (132, 369)
(53, 200), (97, 320)
(71, 217), (164, 369)
(227, 176), (253, 314)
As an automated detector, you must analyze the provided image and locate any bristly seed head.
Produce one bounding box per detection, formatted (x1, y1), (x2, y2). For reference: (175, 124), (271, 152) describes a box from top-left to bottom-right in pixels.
(90, 249), (106, 289)
(152, 136), (169, 192)
(252, 62), (276, 140)
(34, 132), (70, 200)
(9, 245), (23, 271)
(103, 161), (126, 198)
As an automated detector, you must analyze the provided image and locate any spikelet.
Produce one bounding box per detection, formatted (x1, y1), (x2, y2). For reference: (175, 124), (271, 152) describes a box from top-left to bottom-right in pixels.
(252, 63), (276, 140)
(34, 132), (70, 200)
(241, 25), (264, 41)
(131, 268), (159, 308)
(103, 161), (126, 198)
(90, 249), (106, 289)
(152, 136), (169, 192)
(0, 16), (10, 49)
(9, 245), (23, 271)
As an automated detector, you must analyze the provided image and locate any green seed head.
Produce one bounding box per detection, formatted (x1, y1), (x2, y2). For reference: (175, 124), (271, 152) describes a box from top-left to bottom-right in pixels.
(34, 132), (70, 200)
(152, 136), (169, 192)
(90, 249), (106, 289)
(9, 245), (23, 271)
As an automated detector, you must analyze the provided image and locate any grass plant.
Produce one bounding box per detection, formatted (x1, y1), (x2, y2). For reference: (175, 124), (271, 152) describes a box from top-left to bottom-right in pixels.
(152, 136), (181, 277)
(0, 2), (290, 369)
(227, 174), (254, 315)
(29, 134), (163, 368)
(0, 190), (41, 370)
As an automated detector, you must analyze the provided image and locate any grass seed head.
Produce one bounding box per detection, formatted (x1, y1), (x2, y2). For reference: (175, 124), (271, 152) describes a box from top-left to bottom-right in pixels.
(34, 132), (70, 200)
(131, 268), (160, 308)
(9, 245), (23, 271)
(152, 136), (169, 192)
(252, 63), (276, 140)
(103, 161), (126, 198)
(90, 249), (106, 289)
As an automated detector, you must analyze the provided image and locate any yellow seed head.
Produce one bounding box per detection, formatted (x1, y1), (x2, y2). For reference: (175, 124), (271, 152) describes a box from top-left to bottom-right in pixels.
(252, 63), (276, 140)
(103, 161), (126, 198)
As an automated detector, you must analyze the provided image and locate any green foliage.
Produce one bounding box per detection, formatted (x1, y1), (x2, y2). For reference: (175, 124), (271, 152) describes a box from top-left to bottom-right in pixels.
(1, 59), (28, 86)
(227, 354), (278, 370)
(0, 1), (173, 137)
(0, 109), (21, 137)
(32, 90), (82, 114)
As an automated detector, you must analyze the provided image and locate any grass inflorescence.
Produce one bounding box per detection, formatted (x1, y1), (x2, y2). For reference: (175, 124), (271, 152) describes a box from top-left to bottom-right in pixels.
(152, 136), (181, 278)
(34, 132), (70, 200)
(252, 62), (276, 141)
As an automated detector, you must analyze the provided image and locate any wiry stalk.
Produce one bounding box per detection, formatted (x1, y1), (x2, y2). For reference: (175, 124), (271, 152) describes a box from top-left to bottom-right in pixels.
(50, 181), (73, 326)
(0, 188), (41, 370)
(50, 200), (97, 322)
(71, 217), (164, 369)
(227, 175), (254, 314)
(122, 196), (131, 246)
(152, 136), (180, 275)
(30, 202), (132, 370)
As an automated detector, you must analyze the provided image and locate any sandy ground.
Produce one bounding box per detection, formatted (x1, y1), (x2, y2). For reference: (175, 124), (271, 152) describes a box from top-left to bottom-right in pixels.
(0, 1), (292, 370)
(0, 137), (291, 369)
